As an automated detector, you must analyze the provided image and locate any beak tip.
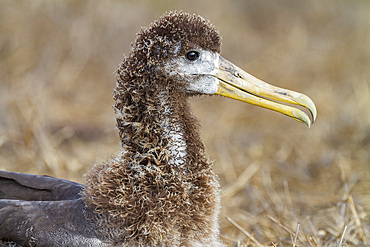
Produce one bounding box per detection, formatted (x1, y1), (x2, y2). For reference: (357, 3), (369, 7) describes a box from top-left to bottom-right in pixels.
(309, 101), (317, 124)
(297, 94), (317, 126)
(292, 109), (312, 128)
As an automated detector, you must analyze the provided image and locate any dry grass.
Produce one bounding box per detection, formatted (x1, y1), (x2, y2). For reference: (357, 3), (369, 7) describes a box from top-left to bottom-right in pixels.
(0, 1), (368, 246)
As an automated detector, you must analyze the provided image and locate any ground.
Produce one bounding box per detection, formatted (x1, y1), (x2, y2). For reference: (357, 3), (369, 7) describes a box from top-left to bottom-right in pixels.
(0, 1), (368, 246)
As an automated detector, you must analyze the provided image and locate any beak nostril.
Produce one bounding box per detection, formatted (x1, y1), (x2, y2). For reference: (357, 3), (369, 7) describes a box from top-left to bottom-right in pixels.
(235, 72), (243, 79)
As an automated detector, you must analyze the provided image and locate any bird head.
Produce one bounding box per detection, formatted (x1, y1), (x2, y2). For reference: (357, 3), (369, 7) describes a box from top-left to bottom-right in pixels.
(123, 11), (316, 127)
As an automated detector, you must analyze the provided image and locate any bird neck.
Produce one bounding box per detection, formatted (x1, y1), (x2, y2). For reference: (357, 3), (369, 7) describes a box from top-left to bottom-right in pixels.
(83, 76), (221, 244)
(114, 82), (208, 173)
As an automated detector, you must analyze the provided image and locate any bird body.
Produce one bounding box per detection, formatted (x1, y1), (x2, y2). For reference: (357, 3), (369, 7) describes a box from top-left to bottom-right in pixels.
(0, 171), (107, 246)
(0, 12), (316, 246)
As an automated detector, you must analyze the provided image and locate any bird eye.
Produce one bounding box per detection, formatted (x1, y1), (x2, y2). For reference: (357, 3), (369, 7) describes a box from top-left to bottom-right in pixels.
(185, 51), (200, 61)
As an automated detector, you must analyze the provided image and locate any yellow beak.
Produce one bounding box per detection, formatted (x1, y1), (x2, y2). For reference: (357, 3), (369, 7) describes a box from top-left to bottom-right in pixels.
(215, 56), (317, 127)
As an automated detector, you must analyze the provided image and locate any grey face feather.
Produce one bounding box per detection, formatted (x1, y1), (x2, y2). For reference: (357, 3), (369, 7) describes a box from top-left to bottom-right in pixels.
(164, 49), (220, 94)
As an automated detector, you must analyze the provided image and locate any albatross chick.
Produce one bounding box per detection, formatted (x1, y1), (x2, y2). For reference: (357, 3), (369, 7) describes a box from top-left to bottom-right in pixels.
(0, 11), (316, 247)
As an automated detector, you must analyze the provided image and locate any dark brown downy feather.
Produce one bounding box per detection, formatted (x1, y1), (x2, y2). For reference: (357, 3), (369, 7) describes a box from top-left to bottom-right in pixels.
(83, 12), (223, 246)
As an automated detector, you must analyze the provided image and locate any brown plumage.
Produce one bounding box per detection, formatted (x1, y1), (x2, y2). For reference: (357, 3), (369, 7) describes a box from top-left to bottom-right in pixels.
(83, 12), (223, 246)
(0, 11), (316, 247)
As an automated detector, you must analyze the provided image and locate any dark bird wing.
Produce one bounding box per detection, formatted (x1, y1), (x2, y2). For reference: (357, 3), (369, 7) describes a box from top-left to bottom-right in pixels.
(0, 199), (108, 246)
(0, 171), (108, 246)
(0, 170), (83, 201)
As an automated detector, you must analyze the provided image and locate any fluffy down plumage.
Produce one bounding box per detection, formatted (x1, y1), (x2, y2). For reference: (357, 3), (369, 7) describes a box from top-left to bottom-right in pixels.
(83, 12), (224, 246)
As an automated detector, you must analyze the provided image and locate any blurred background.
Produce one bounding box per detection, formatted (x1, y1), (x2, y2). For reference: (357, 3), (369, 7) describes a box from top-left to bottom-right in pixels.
(0, 1), (368, 246)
